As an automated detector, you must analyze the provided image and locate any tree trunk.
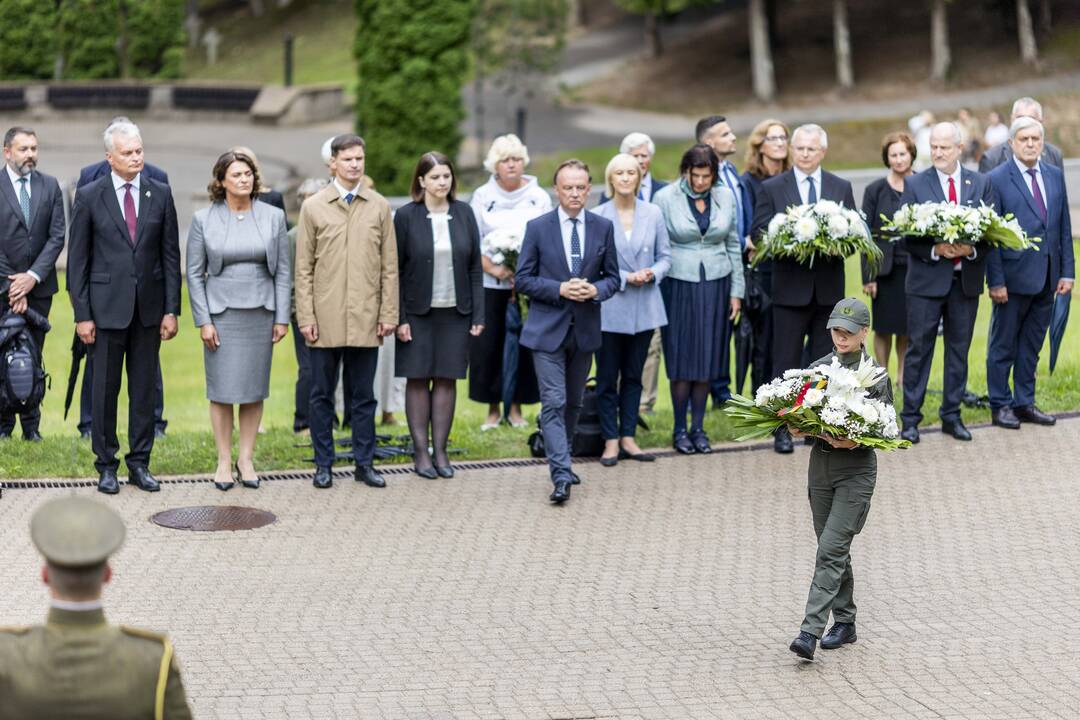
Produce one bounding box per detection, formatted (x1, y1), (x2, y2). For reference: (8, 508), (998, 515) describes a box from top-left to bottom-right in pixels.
(832, 0), (854, 90)
(765, 0), (780, 50)
(1016, 0), (1039, 65)
(929, 0), (950, 83)
(645, 13), (662, 58)
(749, 0), (776, 101)
(1038, 0), (1052, 36)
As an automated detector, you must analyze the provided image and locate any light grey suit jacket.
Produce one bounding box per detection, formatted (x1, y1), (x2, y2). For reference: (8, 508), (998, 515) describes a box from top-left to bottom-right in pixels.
(593, 199), (672, 334)
(186, 200), (291, 327)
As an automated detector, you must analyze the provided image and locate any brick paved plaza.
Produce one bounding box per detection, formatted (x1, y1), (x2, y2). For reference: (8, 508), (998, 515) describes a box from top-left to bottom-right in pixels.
(2, 420), (1079, 719)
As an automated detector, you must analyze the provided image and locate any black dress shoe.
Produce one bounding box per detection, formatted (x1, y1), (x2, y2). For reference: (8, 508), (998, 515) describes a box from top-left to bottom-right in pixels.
(570, 471), (581, 485)
(789, 631), (817, 660)
(673, 432), (695, 454)
(619, 449), (656, 462)
(690, 431), (713, 454)
(97, 469), (120, 495)
(214, 480), (236, 491)
(414, 466), (437, 479)
(549, 479), (570, 504)
(235, 462), (260, 489)
(128, 467), (160, 492)
(942, 419), (972, 441)
(961, 390), (981, 407)
(774, 427), (794, 454)
(599, 455), (619, 467)
(900, 426), (920, 444)
(435, 465), (455, 479)
(1014, 405), (1056, 426)
(154, 426), (167, 439)
(820, 622), (857, 649)
(991, 407), (1021, 429)
(313, 466), (333, 489)
(355, 465), (386, 488)
(23, 431), (43, 442)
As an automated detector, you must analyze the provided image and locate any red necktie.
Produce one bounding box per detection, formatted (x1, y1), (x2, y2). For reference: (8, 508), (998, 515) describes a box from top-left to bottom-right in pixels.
(123, 183), (137, 246)
(948, 177), (960, 268)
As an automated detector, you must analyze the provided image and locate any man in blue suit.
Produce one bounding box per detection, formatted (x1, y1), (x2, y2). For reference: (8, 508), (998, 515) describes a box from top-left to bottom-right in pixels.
(73, 117), (169, 441)
(986, 117), (1074, 429)
(899, 122), (993, 444)
(516, 159), (620, 504)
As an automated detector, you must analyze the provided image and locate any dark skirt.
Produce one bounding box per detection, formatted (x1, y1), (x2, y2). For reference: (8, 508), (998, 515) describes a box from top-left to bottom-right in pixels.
(872, 261), (908, 335)
(467, 288), (540, 404)
(396, 307), (470, 379)
(661, 270), (732, 381)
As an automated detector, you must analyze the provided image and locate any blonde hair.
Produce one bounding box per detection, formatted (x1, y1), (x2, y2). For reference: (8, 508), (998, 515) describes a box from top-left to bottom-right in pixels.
(483, 134), (530, 174)
(604, 153), (641, 199)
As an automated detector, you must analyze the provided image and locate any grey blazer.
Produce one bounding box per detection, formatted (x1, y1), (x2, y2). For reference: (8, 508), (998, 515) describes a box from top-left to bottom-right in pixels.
(593, 199), (671, 334)
(186, 200), (291, 327)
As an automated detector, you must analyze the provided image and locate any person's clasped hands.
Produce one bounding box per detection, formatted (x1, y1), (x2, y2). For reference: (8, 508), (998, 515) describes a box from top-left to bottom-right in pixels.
(560, 276), (598, 302)
(625, 268), (655, 287)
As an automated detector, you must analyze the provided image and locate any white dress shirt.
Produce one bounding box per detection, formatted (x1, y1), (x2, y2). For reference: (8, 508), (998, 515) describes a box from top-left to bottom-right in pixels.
(1013, 156), (1046, 204)
(8, 165), (39, 281)
(112, 171), (140, 217)
(557, 206), (586, 276)
(333, 178), (362, 202)
(932, 165), (974, 267)
(794, 166), (823, 205)
(640, 173), (653, 201)
(429, 211), (457, 307)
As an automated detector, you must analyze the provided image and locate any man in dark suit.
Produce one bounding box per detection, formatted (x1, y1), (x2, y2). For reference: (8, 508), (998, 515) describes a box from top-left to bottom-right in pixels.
(899, 122), (993, 444)
(74, 117), (170, 441)
(67, 120), (181, 494)
(0, 127), (65, 441)
(978, 97), (1064, 173)
(986, 117), (1074, 430)
(751, 124), (856, 453)
(516, 159), (619, 504)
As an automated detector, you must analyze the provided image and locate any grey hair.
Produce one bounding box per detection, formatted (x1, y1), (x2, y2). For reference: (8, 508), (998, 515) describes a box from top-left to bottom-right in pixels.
(297, 177), (328, 201)
(1011, 96), (1043, 120)
(320, 137), (335, 166)
(619, 132), (655, 156)
(791, 123), (828, 149)
(103, 121), (141, 153)
(1009, 116), (1044, 140)
(930, 121), (963, 145)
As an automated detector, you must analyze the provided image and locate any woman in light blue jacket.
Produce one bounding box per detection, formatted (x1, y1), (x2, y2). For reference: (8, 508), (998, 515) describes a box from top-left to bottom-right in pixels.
(187, 151), (291, 491)
(651, 144), (744, 455)
(594, 154), (672, 466)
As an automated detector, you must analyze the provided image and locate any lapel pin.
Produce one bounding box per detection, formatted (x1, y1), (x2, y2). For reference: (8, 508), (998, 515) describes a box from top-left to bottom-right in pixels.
(964, 179), (971, 185)
(145, 191), (151, 197)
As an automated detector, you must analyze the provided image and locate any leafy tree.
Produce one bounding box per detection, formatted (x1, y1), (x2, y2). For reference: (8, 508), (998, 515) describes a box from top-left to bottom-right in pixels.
(612, 0), (709, 57)
(126, 0), (187, 78)
(58, 0), (121, 79)
(355, 0), (474, 194)
(0, 0), (58, 80)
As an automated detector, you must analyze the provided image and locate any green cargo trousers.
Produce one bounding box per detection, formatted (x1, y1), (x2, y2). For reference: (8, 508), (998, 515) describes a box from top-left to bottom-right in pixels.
(801, 442), (877, 637)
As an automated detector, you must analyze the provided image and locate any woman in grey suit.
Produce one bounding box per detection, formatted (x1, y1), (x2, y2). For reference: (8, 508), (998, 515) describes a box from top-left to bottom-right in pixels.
(652, 144), (744, 455)
(187, 151), (291, 490)
(593, 153), (671, 467)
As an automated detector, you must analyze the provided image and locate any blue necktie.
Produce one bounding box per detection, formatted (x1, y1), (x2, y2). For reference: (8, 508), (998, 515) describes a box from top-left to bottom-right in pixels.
(569, 218), (582, 276)
(344, 192), (355, 205)
(17, 177), (29, 226)
(722, 163), (746, 241)
(806, 176), (817, 204)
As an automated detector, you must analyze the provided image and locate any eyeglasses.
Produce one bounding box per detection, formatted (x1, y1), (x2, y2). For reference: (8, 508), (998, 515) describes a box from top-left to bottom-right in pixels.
(764, 135), (788, 144)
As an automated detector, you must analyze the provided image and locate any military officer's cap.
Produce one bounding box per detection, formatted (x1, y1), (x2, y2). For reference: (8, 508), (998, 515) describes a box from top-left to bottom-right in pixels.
(826, 297), (871, 333)
(30, 496), (126, 568)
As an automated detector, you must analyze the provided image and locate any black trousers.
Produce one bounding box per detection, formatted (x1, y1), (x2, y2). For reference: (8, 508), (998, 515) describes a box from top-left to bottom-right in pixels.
(0, 295), (51, 436)
(290, 316), (312, 431)
(309, 346), (378, 467)
(902, 277), (979, 427)
(79, 342), (166, 434)
(90, 315), (161, 473)
(772, 302), (833, 378)
(595, 329), (653, 439)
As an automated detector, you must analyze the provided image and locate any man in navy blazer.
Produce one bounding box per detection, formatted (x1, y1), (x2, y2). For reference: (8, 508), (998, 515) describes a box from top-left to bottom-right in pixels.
(516, 159), (619, 504)
(985, 117), (1074, 429)
(899, 122), (993, 444)
(73, 117), (169, 441)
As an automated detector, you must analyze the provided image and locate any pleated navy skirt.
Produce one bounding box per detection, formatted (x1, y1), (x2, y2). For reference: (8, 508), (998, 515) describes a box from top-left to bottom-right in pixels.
(660, 268), (731, 382)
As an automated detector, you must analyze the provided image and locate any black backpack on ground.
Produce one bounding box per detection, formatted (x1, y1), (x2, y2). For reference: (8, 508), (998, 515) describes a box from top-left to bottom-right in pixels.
(527, 378), (605, 458)
(0, 308), (50, 417)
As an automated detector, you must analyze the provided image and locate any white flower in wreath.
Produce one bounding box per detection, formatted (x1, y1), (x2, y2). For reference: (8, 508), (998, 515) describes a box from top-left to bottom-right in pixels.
(857, 402), (880, 424)
(802, 388), (825, 407)
(794, 216), (819, 242)
(820, 405), (848, 426)
(826, 214), (850, 238)
(816, 200), (842, 217)
(768, 213), (788, 236)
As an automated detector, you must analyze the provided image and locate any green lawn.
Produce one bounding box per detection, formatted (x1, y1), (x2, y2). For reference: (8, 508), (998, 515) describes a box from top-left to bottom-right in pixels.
(2, 262), (1078, 479)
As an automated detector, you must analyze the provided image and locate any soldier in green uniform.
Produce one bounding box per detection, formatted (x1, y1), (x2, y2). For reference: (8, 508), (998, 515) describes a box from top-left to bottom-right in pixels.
(788, 297), (893, 661)
(0, 495), (192, 719)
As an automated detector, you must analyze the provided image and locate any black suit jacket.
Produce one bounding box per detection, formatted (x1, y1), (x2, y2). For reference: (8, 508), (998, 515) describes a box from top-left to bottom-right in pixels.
(900, 167), (992, 299)
(0, 170), (66, 300)
(77, 160), (169, 189)
(67, 173), (181, 329)
(750, 168), (856, 306)
(393, 199), (483, 325)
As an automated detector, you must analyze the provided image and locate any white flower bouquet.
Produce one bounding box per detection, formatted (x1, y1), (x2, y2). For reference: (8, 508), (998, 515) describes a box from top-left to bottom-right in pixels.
(724, 356), (910, 451)
(753, 200), (881, 272)
(881, 201), (1038, 251)
(484, 227), (524, 270)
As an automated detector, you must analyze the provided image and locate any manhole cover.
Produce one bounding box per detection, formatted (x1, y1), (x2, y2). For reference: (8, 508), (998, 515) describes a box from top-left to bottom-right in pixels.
(150, 506), (276, 532)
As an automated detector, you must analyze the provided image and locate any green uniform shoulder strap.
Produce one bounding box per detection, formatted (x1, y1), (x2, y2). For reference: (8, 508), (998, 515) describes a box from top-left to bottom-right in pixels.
(121, 626), (174, 720)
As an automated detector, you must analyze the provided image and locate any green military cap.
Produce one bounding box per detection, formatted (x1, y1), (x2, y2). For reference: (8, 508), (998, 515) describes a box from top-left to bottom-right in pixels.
(30, 496), (125, 568)
(826, 297), (871, 333)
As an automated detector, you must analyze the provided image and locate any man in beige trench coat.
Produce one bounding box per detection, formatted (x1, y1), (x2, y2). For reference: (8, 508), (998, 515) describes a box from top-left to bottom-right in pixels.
(295, 133), (398, 489)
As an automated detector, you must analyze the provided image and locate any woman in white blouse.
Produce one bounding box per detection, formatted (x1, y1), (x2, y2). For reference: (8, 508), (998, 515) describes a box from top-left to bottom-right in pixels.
(394, 152), (485, 478)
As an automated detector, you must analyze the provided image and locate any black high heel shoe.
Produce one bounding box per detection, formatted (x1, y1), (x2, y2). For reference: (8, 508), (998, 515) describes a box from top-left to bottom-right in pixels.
(434, 465), (455, 479)
(214, 467), (235, 491)
(235, 462), (260, 489)
(414, 466), (438, 479)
